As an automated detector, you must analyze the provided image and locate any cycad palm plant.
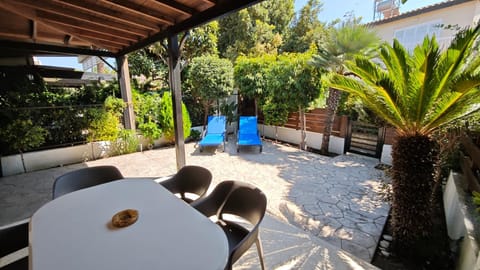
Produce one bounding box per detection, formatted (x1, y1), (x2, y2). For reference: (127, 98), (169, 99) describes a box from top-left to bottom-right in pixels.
(329, 24), (480, 253)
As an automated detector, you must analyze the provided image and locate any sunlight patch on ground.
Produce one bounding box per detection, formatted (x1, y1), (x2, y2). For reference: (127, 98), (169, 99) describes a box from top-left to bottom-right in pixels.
(333, 161), (365, 168)
(338, 251), (368, 270)
(273, 257), (302, 270)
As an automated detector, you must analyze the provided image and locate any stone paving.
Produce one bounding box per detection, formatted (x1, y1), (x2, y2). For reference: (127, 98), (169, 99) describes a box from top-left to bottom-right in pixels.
(0, 137), (390, 266)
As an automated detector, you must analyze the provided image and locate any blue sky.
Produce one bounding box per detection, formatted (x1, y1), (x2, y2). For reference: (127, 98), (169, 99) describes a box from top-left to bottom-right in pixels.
(295, 0), (445, 22)
(38, 0), (444, 69)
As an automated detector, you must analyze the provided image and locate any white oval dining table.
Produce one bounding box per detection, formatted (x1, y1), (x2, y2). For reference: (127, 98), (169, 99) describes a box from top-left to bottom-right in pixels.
(29, 178), (228, 270)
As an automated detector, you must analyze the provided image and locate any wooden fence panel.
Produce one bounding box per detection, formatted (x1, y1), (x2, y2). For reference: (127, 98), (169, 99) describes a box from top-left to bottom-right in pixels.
(258, 108), (348, 137)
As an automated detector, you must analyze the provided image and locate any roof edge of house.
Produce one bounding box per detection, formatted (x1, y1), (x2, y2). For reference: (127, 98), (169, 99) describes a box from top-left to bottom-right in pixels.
(367, 0), (474, 26)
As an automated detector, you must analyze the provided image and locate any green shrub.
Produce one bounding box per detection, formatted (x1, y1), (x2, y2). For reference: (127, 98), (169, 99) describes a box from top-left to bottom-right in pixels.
(86, 109), (120, 142)
(220, 101), (237, 125)
(139, 121), (161, 145)
(104, 96), (126, 119)
(111, 129), (139, 155)
(0, 119), (47, 172)
(158, 91), (191, 142)
(188, 129), (201, 141)
(132, 89), (161, 127)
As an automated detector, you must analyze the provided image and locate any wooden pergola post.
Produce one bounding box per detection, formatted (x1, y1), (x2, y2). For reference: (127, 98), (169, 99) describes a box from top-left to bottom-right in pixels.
(116, 55), (135, 131)
(167, 34), (186, 170)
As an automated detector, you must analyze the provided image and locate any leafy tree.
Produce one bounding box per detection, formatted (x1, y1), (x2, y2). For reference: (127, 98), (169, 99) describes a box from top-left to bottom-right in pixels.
(266, 49), (322, 149)
(310, 17), (380, 154)
(128, 22), (219, 91)
(158, 91), (191, 143)
(188, 55), (234, 129)
(234, 54), (276, 115)
(282, 0), (326, 53)
(262, 100), (290, 141)
(140, 22), (219, 70)
(328, 25), (480, 257)
(127, 49), (160, 79)
(218, 0), (294, 60)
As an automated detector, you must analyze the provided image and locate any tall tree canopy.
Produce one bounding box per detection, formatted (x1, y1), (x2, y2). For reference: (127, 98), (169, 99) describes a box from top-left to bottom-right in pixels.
(188, 55), (234, 128)
(282, 0), (326, 53)
(128, 21), (219, 86)
(218, 0), (294, 60)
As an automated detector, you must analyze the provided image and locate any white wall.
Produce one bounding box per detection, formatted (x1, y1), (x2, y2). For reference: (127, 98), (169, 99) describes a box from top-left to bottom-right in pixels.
(373, 1), (480, 49)
(1, 142), (109, 176)
(259, 124), (345, 155)
(443, 172), (480, 270)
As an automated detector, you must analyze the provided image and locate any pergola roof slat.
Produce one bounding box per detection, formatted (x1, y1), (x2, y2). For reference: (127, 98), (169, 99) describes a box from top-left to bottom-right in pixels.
(0, 0), (263, 57)
(51, 0), (161, 32)
(13, 0), (150, 37)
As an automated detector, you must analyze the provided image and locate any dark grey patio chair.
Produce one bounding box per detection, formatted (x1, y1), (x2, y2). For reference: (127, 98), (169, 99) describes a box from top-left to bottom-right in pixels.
(191, 181), (267, 270)
(52, 165), (123, 199)
(159, 165), (212, 204)
(0, 219), (29, 270)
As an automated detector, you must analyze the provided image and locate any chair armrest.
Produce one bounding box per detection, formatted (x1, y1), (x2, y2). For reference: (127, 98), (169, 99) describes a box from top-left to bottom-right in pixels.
(153, 175), (174, 184)
(191, 197), (221, 218)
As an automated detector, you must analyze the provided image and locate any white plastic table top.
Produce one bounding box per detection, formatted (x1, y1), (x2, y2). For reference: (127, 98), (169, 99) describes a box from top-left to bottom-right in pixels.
(29, 179), (229, 270)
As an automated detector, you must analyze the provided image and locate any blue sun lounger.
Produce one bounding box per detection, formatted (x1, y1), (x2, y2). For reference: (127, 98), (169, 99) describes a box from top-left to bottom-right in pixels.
(199, 116), (226, 152)
(237, 116), (262, 153)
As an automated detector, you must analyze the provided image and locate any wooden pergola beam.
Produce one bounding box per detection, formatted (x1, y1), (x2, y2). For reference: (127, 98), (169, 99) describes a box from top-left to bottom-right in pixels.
(14, 0), (150, 37)
(0, 39), (116, 57)
(50, 0), (161, 32)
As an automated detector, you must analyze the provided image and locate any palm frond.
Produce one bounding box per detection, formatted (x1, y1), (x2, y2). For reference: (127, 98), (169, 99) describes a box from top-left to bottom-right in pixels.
(379, 40), (410, 98)
(452, 73), (480, 92)
(422, 88), (480, 133)
(411, 35), (441, 124)
(329, 23), (480, 136)
(433, 24), (480, 98)
(329, 74), (405, 128)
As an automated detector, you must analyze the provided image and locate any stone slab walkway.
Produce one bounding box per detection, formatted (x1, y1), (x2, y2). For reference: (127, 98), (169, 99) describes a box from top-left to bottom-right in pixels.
(0, 138), (390, 264)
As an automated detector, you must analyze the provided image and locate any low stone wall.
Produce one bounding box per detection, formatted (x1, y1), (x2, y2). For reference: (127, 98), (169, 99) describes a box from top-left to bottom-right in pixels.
(258, 124), (345, 155)
(443, 171), (480, 270)
(1, 142), (111, 176)
(259, 124), (394, 164)
(1, 126), (205, 177)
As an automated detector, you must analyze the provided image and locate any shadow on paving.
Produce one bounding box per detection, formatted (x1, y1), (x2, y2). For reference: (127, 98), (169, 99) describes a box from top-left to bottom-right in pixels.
(0, 139), (388, 265)
(237, 214), (379, 269)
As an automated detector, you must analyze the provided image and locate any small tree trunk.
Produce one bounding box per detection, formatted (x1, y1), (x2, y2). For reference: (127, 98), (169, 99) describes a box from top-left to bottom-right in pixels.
(202, 103), (209, 134)
(275, 126), (278, 143)
(299, 107), (306, 150)
(321, 87), (341, 155)
(20, 151), (26, 173)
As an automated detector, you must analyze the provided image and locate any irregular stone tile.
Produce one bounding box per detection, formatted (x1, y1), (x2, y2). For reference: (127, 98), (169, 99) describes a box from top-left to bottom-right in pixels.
(318, 203), (344, 219)
(337, 218), (358, 229)
(356, 222), (382, 236)
(303, 204), (324, 216)
(335, 227), (377, 248)
(341, 239), (373, 262)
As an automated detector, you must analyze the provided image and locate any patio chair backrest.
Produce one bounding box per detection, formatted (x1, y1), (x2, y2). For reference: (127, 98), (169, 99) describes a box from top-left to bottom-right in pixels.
(53, 166), (123, 199)
(239, 116), (258, 135)
(206, 116), (226, 134)
(159, 165), (212, 204)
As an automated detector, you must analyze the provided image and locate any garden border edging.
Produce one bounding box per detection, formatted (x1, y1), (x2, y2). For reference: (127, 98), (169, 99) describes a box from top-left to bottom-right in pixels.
(443, 171), (480, 270)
